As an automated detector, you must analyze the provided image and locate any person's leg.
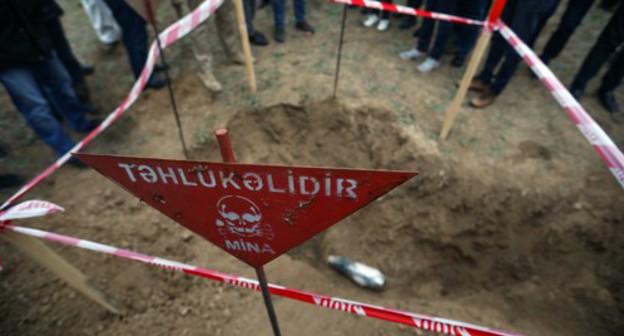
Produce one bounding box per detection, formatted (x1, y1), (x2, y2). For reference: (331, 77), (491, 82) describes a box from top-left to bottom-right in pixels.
(570, 3), (624, 95)
(489, 2), (546, 95)
(526, 0), (560, 48)
(104, 0), (148, 79)
(0, 67), (77, 156)
(243, 0), (257, 36)
(598, 48), (624, 113)
(540, 0), (594, 63)
(45, 18), (86, 87)
(31, 56), (94, 133)
(416, 0), (441, 53)
(454, 0), (489, 62)
(294, 0), (306, 23)
(427, 0), (457, 60)
(271, 0), (286, 28)
(80, 0), (122, 45)
(216, 0), (243, 59)
(475, 34), (507, 84)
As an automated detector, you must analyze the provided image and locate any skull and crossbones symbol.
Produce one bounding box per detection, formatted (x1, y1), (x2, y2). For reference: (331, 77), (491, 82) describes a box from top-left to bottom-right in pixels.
(215, 195), (273, 239)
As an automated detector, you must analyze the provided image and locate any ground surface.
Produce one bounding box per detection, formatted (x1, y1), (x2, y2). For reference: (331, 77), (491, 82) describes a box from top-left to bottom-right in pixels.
(1, 1), (623, 335)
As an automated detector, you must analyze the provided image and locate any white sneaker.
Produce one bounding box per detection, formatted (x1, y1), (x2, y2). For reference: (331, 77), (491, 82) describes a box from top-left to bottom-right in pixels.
(364, 14), (379, 27)
(417, 57), (440, 73)
(399, 48), (424, 60)
(377, 19), (390, 31)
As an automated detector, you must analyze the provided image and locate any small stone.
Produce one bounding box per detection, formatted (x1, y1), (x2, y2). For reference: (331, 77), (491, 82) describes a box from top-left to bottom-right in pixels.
(223, 308), (231, 318)
(181, 231), (193, 242)
(179, 306), (190, 316)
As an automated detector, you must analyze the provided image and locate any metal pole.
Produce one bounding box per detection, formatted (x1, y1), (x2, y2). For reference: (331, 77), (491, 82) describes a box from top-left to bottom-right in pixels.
(214, 129), (282, 336)
(255, 266), (282, 336)
(145, 0), (190, 159)
(333, 5), (349, 98)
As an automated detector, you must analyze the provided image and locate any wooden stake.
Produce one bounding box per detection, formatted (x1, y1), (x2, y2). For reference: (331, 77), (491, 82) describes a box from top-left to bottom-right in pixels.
(1, 230), (121, 315)
(440, 29), (492, 139)
(232, 0), (257, 93)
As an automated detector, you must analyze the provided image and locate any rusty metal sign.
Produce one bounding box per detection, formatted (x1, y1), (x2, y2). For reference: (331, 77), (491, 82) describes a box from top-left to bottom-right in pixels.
(75, 153), (417, 267)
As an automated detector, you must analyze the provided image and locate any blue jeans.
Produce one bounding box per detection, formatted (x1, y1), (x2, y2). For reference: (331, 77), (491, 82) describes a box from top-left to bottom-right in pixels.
(271, 0), (306, 28)
(0, 56), (90, 156)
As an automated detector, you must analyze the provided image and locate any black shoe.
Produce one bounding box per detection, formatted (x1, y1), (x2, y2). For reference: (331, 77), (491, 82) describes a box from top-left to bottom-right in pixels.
(154, 63), (170, 72)
(0, 174), (24, 189)
(145, 77), (169, 90)
(249, 31), (269, 46)
(77, 118), (104, 133)
(81, 65), (95, 75)
(295, 21), (315, 35)
(274, 26), (285, 43)
(570, 88), (583, 100)
(67, 157), (88, 169)
(398, 16), (416, 30)
(598, 89), (620, 114)
(451, 55), (466, 67)
(412, 27), (421, 37)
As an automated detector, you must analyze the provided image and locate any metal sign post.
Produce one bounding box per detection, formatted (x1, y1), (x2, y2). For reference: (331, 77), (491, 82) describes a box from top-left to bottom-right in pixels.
(333, 5), (349, 98)
(143, 0), (190, 159)
(74, 133), (417, 334)
(215, 129), (281, 336)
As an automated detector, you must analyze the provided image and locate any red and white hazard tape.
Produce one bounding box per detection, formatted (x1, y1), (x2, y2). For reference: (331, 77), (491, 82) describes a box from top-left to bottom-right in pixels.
(0, 200), (63, 223)
(0, 0), (225, 211)
(329, 0), (485, 26)
(0, 223), (522, 336)
(496, 21), (624, 188)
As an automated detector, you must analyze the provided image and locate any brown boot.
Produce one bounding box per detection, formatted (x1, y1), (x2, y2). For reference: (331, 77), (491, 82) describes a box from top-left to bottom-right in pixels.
(470, 87), (497, 108)
(456, 78), (489, 92)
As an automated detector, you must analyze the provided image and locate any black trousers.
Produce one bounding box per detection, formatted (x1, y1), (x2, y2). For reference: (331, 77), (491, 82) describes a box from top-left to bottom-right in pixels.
(477, 0), (556, 95)
(45, 17), (85, 86)
(103, 0), (149, 79)
(570, 3), (624, 93)
(529, 0), (595, 63)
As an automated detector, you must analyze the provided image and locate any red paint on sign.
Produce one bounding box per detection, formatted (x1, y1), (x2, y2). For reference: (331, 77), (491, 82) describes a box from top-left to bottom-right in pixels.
(75, 153), (417, 267)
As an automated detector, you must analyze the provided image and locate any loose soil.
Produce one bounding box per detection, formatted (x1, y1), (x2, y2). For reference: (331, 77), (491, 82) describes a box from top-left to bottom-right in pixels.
(1, 1), (623, 335)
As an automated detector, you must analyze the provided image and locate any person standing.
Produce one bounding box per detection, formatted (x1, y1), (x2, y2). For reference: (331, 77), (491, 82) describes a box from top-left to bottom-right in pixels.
(0, 0), (100, 159)
(399, 0), (459, 73)
(570, 2), (624, 113)
(243, 0), (269, 46)
(451, 0), (489, 67)
(172, 0), (246, 92)
(42, 1), (95, 104)
(271, 0), (315, 42)
(528, 0), (595, 65)
(468, 0), (558, 108)
(102, 0), (167, 89)
(363, 0), (394, 31)
(80, 0), (122, 49)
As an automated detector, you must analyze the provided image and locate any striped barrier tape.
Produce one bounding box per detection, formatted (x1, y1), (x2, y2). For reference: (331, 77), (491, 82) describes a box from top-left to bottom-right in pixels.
(0, 223), (522, 336)
(329, 0), (486, 26)
(0, 200), (63, 222)
(496, 20), (624, 188)
(0, 0), (225, 211)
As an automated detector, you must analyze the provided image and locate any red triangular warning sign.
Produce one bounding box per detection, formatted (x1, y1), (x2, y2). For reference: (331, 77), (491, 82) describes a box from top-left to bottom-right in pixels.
(75, 154), (417, 267)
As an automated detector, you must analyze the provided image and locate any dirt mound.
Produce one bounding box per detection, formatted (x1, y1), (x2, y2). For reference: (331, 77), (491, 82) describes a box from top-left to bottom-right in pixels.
(190, 99), (624, 335)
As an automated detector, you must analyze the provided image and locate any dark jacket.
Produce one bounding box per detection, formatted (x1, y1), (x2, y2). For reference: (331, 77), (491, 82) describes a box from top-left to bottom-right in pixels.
(0, 0), (53, 72)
